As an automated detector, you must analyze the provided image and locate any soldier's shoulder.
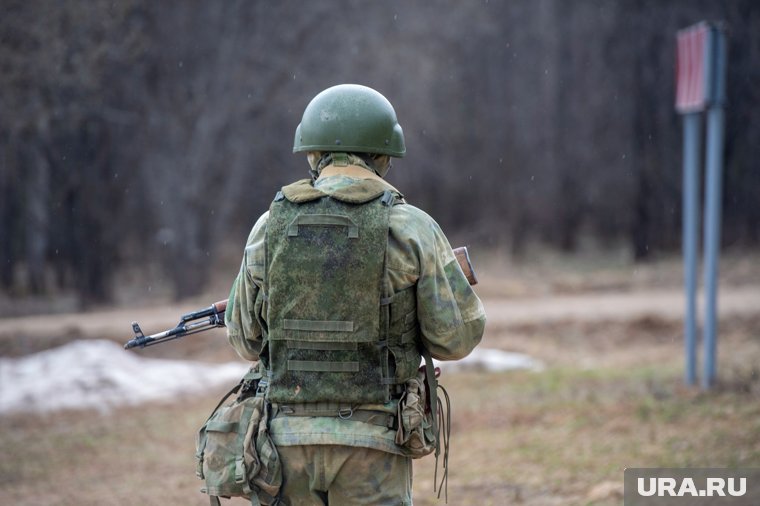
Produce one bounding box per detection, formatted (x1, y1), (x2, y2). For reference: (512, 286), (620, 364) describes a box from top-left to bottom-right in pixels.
(392, 203), (437, 224)
(389, 204), (448, 252)
(254, 210), (270, 228)
(245, 210), (270, 244)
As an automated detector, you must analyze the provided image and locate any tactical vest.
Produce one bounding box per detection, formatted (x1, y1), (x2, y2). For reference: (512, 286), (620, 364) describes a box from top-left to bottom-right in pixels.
(262, 178), (420, 405)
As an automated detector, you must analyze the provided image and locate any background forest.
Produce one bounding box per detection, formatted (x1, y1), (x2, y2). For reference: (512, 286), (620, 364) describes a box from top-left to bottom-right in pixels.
(2, 0), (759, 308)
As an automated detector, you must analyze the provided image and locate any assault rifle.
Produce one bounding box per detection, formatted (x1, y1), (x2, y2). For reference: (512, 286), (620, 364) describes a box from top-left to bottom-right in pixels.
(124, 246), (478, 350)
(124, 299), (228, 349)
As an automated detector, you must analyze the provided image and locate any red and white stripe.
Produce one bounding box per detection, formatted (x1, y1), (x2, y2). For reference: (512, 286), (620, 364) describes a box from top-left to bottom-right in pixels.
(676, 23), (708, 113)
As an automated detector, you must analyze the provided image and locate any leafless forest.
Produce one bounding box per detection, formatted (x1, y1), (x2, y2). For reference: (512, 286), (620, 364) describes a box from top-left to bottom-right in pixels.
(2, 0), (759, 307)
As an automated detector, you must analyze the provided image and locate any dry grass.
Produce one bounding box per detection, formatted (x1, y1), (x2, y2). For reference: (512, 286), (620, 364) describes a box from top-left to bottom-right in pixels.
(2, 253), (759, 505)
(2, 313), (759, 506)
(409, 313), (760, 506)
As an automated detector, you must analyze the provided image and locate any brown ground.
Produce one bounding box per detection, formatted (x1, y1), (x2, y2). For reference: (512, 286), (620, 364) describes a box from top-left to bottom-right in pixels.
(1, 252), (759, 505)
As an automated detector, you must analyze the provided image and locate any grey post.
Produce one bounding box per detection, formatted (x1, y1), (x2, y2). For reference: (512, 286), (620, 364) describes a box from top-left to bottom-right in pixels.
(682, 112), (701, 386)
(701, 25), (727, 389)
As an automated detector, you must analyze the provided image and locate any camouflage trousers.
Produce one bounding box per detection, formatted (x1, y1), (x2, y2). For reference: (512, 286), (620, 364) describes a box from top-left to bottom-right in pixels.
(276, 445), (412, 505)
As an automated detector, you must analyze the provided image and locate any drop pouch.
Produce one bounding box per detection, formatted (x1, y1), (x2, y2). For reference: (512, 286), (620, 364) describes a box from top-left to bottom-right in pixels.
(195, 366), (282, 505)
(395, 366), (443, 458)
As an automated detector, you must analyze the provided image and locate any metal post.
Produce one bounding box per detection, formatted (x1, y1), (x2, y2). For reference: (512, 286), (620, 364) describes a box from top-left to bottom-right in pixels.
(682, 112), (701, 386)
(701, 27), (727, 389)
(702, 105), (724, 388)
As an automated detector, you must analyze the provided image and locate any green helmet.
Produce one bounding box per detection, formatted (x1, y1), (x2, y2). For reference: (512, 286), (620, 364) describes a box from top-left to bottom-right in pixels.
(293, 84), (406, 158)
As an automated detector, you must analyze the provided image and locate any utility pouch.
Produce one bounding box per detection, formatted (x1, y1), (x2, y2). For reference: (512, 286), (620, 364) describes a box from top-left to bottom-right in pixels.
(195, 367), (282, 506)
(395, 349), (452, 500)
(395, 370), (437, 458)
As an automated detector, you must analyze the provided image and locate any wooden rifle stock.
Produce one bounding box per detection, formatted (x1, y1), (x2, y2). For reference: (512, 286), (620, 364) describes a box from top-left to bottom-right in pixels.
(452, 246), (478, 286)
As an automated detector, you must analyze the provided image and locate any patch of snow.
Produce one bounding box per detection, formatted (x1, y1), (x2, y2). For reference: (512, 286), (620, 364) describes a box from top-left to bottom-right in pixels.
(0, 341), (542, 415)
(435, 347), (544, 373)
(0, 340), (249, 414)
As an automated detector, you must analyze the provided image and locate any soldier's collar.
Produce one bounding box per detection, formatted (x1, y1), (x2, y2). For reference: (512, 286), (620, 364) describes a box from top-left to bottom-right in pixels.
(318, 164), (384, 182)
(318, 165), (402, 196)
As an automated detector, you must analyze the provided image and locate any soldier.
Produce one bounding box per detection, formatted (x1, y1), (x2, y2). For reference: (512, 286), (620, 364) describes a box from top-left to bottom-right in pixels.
(225, 84), (485, 505)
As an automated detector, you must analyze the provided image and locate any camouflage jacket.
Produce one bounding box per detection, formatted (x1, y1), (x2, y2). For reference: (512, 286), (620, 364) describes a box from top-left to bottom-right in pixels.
(226, 164), (486, 455)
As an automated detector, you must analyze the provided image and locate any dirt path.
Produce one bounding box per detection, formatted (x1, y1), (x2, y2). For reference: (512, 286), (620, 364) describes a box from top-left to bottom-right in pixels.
(0, 301), (203, 343)
(483, 286), (760, 327)
(1, 286), (757, 349)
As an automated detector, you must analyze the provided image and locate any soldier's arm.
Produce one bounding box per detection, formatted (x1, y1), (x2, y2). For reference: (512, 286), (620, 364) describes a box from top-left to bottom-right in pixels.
(226, 211), (269, 361)
(391, 205), (486, 361)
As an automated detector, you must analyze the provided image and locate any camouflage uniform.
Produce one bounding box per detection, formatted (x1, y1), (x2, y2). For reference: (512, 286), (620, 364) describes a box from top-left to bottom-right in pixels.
(226, 161), (486, 505)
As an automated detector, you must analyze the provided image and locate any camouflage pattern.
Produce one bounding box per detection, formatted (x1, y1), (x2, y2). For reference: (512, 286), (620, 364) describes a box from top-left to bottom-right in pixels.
(395, 371), (436, 457)
(196, 394), (262, 498)
(276, 444), (412, 506)
(265, 180), (394, 404)
(196, 379), (283, 505)
(308, 152), (391, 179)
(226, 163), (486, 456)
(267, 399), (401, 453)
